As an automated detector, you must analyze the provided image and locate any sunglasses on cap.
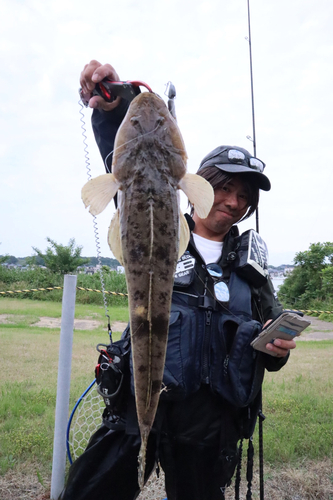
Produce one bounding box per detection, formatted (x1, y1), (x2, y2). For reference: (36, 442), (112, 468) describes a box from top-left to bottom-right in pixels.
(226, 149), (265, 173)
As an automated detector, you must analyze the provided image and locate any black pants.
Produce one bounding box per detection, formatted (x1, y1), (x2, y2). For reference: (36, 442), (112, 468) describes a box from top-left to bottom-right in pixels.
(61, 387), (243, 500)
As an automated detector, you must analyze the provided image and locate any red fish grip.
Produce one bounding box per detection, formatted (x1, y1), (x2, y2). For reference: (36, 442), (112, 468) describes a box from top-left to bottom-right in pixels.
(80, 79), (153, 107)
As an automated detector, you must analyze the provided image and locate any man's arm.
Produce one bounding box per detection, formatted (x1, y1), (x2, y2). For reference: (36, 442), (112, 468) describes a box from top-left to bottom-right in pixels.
(255, 277), (296, 368)
(92, 100), (129, 173)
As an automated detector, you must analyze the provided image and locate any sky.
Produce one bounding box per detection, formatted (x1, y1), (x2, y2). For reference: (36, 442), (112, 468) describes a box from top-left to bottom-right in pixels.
(1, 0), (332, 266)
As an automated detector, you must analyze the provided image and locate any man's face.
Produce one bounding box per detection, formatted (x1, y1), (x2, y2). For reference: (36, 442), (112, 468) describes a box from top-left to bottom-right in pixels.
(193, 176), (250, 241)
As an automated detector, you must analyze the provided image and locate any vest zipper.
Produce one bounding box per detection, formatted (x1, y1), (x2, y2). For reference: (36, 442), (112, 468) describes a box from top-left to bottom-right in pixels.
(223, 354), (229, 381)
(202, 309), (212, 384)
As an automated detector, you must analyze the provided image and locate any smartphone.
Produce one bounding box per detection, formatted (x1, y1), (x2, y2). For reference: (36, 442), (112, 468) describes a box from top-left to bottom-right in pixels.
(251, 312), (311, 356)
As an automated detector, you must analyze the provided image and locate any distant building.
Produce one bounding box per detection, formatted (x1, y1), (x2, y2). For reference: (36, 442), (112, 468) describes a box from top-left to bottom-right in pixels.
(85, 266), (96, 275)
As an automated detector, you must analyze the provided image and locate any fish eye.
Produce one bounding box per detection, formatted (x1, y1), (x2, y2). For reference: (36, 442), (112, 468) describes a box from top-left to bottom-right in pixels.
(156, 117), (165, 126)
(130, 116), (140, 126)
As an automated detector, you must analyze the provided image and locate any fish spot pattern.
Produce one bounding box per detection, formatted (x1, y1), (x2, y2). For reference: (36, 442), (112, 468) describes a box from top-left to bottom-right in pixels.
(131, 269), (143, 277)
(136, 202), (145, 212)
(151, 379), (162, 396)
(130, 244), (149, 261)
(154, 245), (171, 264)
(152, 314), (169, 342)
(157, 268), (174, 283)
(158, 291), (169, 306)
(158, 222), (168, 233)
(134, 290), (146, 301)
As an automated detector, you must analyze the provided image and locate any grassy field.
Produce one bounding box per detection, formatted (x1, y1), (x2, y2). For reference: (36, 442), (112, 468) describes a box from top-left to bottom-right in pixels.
(0, 298), (333, 499)
(0, 298), (126, 478)
(262, 341), (333, 463)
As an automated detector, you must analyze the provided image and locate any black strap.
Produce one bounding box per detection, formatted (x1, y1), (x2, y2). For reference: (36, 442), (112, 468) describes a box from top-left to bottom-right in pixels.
(246, 438), (254, 499)
(234, 438), (243, 500)
(180, 292), (220, 310)
(259, 409), (265, 500)
(234, 406), (265, 500)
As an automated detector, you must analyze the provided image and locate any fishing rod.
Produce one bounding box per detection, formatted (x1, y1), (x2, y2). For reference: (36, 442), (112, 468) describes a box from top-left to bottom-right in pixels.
(246, 4), (265, 500)
(246, 0), (259, 234)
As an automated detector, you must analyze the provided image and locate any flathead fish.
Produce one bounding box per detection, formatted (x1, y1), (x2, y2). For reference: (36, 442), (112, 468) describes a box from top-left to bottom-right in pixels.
(81, 91), (214, 488)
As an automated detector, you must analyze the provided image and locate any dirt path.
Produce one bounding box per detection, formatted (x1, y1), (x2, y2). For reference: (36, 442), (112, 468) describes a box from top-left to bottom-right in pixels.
(2, 459), (332, 500)
(0, 314), (128, 332)
(31, 317), (128, 332)
(2, 313), (333, 339)
(298, 315), (333, 341)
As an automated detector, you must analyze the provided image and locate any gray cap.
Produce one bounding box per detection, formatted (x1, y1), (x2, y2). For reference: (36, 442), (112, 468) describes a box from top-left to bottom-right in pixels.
(198, 145), (271, 191)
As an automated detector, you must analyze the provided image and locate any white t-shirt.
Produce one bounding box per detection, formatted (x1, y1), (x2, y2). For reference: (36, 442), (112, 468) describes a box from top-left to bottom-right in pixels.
(192, 233), (223, 264)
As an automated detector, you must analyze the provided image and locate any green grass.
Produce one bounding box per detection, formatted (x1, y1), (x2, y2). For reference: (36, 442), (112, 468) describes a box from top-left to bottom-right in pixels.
(260, 340), (333, 464)
(0, 298), (127, 476)
(0, 297), (129, 322)
(0, 298), (332, 481)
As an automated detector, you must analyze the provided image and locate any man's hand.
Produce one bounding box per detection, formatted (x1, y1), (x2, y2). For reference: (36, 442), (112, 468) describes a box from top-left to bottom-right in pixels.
(265, 338), (296, 357)
(80, 60), (121, 111)
(262, 319), (297, 358)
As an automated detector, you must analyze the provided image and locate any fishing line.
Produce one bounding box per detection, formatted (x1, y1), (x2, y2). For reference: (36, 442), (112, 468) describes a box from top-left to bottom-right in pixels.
(79, 99), (112, 340)
(104, 123), (162, 173)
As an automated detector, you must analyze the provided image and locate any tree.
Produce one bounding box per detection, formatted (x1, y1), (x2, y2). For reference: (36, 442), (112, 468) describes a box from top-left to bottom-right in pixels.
(278, 242), (333, 308)
(7, 255), (18, 264)
(26, 254), (45, 266)
(32, 238), (89, 275)
(0, 243), (9, 265)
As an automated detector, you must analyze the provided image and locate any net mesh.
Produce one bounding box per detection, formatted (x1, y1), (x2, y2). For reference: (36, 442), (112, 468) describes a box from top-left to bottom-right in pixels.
(68, 383), (170, 499)
(67, 385), (168, 499)
(68, 383), (105, 461)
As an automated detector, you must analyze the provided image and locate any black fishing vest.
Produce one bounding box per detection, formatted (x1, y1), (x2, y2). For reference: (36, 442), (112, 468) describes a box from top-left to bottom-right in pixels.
(128, 245), (266, 408)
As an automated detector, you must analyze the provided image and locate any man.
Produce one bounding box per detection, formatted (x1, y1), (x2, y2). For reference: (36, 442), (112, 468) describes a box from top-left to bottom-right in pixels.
(61, 61), (296, 500)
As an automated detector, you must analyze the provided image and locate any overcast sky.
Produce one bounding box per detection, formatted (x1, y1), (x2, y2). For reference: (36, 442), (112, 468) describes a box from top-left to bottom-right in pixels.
(1, 0), (332, 266)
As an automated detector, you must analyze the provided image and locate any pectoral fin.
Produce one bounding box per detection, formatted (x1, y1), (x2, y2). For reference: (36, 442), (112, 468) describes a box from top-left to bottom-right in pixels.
(179, 211), (190, 258)
(178, 173), (214, 219)
(108, 209), (123, 265)
(81, 173), (119, 215)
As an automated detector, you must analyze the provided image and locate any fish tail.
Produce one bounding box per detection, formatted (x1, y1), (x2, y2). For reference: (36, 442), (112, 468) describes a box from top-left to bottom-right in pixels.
(138, 430), (149, 490)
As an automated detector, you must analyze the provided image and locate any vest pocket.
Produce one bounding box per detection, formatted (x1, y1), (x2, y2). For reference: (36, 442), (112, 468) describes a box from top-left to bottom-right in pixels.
(161, 304), (203, 400)
(210, 316), (264, 407)
(128, 304), (203, 401)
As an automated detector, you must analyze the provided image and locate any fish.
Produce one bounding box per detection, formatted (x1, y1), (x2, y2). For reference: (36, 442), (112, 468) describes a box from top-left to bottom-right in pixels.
(81, 91), (214, 488)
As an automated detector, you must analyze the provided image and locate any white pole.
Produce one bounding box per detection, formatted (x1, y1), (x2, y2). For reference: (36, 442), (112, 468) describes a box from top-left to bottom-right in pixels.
(50, 274), (77, 500)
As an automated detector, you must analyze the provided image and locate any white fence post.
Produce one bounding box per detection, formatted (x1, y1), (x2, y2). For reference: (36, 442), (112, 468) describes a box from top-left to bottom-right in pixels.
(50, 274), (77, 500)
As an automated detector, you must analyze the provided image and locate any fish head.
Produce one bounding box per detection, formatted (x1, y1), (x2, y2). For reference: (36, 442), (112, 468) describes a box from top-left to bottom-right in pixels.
(112, 92), (187, 182)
